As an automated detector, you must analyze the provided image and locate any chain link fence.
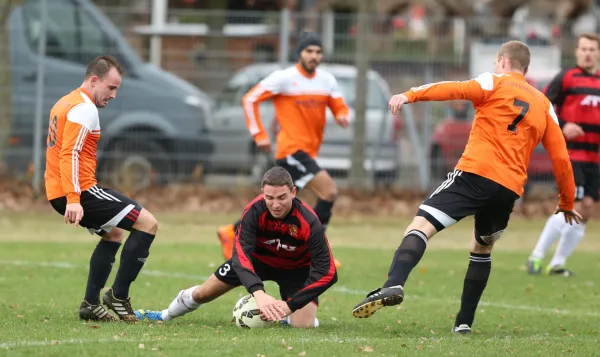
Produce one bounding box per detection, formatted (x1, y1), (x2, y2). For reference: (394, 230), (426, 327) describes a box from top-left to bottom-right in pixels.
(0, 0), (595, 195)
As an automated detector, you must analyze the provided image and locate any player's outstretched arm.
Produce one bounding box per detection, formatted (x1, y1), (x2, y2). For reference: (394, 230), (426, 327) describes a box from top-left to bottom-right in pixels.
(327, 74), (351, 128)
(390, 73), (495, 114)
(241, 70), (284, 151)
(541, 105), (582, 224)
(231, 206), (264, 294)
(285, 220), (338, 313)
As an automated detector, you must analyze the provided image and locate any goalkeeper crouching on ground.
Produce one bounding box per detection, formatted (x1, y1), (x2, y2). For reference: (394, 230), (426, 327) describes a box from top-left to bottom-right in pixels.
(136, 167), (338, 327)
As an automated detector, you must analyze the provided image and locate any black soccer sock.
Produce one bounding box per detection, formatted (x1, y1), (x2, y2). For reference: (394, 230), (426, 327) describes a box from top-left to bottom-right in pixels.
(455, 253), (492, 327)
(111, 229), (155, 300)
(383, 230), (428, 288)
(84, 239), (121, 304)
(313, 199), (334, 231)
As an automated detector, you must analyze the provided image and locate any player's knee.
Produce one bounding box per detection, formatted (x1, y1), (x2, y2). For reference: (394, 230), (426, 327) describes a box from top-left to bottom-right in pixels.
(405, 216), (437, 240)
(133, 208), (159, 234)
(473, 228), (504, 251)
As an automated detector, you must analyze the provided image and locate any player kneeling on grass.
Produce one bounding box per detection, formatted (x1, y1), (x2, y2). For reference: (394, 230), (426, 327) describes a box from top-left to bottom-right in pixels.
(351, 40), (582, 334)
(136, 167), (338, 327)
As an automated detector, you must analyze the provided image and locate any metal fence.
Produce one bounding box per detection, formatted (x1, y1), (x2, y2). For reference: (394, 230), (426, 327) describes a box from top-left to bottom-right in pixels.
(0, 1), (595, 195)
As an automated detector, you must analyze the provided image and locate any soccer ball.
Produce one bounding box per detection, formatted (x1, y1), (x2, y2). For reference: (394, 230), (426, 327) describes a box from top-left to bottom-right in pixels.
(232, 294), (271, 329)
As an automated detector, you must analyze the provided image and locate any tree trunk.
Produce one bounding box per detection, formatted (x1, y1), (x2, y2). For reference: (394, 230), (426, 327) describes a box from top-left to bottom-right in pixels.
(0, 0), (21, 174)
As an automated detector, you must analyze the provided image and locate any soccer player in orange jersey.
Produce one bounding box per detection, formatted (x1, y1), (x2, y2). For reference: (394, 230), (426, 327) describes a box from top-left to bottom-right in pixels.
(351, 41), (582, 334)
(45, 56), (159, 322)
(216, 33), (348, 269)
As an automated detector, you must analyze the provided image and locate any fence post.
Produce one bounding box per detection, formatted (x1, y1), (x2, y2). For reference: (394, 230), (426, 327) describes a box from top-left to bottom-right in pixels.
(150, 0), (167, 66)
(32, 0), (48, 197)
(279, 8), (291, 67)
(349, 0), (372, 189)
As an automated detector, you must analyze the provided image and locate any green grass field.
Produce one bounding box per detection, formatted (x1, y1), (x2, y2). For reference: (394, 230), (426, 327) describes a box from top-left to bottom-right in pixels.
(0, 212), (599, 357)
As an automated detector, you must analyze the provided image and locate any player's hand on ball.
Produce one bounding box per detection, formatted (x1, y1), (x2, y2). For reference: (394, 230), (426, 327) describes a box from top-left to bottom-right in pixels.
(274, 300), (292, 317)
(389, 94), (409, 115)
(64, 203), (84, 227)
(554, 207), (583, 225)
(253, 290), (286, 321)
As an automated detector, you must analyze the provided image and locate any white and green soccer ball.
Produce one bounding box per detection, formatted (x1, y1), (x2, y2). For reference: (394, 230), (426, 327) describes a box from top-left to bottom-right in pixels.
(232, 294), (272, 329)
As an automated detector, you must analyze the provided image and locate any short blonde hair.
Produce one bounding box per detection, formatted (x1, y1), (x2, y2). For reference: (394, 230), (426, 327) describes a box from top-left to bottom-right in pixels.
(498, 41), (530, 73)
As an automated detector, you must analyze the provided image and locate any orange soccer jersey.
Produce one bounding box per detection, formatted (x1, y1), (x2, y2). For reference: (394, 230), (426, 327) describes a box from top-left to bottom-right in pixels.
(242, 64), (349, 160)
(404, 72), (575, 210)
(45, 88), (101, 204)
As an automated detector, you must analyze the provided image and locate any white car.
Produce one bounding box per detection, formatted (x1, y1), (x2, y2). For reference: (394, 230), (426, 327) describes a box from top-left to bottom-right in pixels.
(207, 63), (401, 185)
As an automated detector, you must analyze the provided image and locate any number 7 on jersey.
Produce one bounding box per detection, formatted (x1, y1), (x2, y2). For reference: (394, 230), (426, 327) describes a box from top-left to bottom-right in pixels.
(507, 99), (530, 134)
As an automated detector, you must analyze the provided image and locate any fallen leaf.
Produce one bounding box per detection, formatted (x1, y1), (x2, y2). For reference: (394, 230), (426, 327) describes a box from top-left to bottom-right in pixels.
(139, 344), (145, 349)
(288, 347), (293, 350)
(257, 355), (266, 357)
(298, 352), (306, 357)
(152, 348), (160, 351)
(16, 314), (24, 318)
(10, 304), (19, 309)
(384, 326), (391, 331)
(120, 332), (127, 336)
(396, 306), (403, 310)
(88, 325), (99, 329)
(396, 320), (402, 324)
(416, 345), (424, 350)
(51, 340), (60, 345)
(282, 339), (287, 348)
(113, 335), (119, 340)
(358, 346), (374, 352)
(498, 324), (503, 329)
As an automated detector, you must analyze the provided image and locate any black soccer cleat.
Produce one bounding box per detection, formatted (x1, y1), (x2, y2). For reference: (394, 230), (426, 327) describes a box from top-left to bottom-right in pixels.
(452, 324), (472, 334)
(102, 288), (139, 322)
(352, 285), (404, 319)
(79, 300), (119, 322)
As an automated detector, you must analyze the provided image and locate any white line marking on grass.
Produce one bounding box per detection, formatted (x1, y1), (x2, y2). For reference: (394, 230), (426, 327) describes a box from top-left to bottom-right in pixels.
(1, 260), (599, 318)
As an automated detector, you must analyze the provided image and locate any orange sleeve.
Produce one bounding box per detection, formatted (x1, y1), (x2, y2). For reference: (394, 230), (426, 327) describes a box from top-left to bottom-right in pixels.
(59, 120), (89, 203)
(327, 75), (350, 120)
(242, 70), (285, 144)
(403, 72), (495, 106)
(542, 105), (575, 211)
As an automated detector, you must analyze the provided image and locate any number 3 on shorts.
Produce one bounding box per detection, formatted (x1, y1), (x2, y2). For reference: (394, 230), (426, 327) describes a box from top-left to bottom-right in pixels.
(219, 263), (231, 276)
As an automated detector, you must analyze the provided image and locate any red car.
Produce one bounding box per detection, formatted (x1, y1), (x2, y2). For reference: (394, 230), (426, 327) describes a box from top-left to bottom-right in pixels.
(429, 73), (557, 194)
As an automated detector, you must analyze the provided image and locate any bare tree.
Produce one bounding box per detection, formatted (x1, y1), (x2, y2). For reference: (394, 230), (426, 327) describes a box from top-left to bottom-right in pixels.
(0, 0), (22, 173)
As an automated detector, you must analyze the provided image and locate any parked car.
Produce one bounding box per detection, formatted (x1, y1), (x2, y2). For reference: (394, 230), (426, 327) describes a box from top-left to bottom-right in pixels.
(207, 63), (402, 185)
(6, 0), (214, 190)
(428, 71), (559, 188)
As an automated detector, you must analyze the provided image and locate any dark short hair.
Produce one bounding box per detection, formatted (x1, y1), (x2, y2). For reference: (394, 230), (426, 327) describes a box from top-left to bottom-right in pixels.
(576, 33), (600, 49)
(84, 55), (124, 79)
(261, 167), (294, 190)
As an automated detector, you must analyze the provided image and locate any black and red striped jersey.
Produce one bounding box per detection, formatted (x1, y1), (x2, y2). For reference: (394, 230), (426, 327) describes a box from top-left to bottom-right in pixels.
(231, 195), (338, 312)
(544, 66), (600, 163)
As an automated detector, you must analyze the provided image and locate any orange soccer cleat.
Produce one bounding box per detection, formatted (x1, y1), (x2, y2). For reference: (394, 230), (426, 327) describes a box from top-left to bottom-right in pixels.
(217, 224), (236, 260)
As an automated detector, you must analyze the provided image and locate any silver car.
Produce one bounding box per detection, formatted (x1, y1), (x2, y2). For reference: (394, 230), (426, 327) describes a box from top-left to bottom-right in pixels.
(207, 63), (400, 185)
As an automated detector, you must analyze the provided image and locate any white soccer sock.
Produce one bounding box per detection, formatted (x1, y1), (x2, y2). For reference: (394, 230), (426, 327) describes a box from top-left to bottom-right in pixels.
(530, 213), (566, 259)
(167, 286), (201, 318)
(549, 222), (586, 268)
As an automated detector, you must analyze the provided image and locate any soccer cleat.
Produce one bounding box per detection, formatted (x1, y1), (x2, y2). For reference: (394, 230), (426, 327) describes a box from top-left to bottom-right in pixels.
(217, 224), (235, 260)
(545, 265), (574, 277)
(135, 309), (163, 322)
(352, 285), (404, 319)
(79, 300), (118, 322)
(526, 257), (542, 275)
(452, 324), (472, 334)
(102, 288), (139, 322)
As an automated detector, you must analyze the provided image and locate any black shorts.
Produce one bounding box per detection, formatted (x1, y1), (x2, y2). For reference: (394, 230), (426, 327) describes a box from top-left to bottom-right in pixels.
(275, 150), (322, 189)
(49, 185), (142, 236)
(418, 169), (519, 239)
(572, 161), (600, 202)
(214, 259), (318, 305)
